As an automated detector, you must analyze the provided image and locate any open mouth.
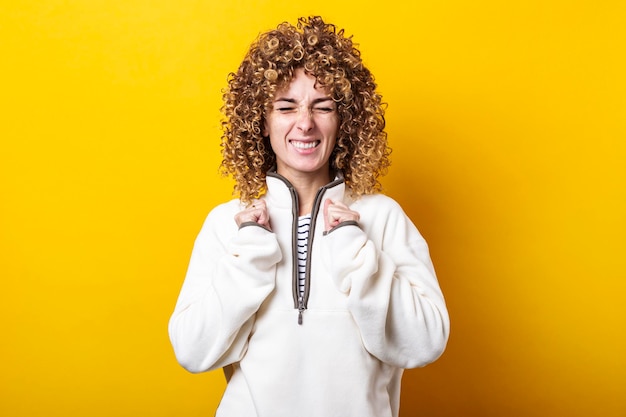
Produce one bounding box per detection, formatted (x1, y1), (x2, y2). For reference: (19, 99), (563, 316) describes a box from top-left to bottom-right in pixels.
(290, 140), (320, 150)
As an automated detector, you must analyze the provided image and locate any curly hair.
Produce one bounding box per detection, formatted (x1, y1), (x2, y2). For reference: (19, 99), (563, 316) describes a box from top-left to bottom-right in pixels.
(220, 16), (391, 203)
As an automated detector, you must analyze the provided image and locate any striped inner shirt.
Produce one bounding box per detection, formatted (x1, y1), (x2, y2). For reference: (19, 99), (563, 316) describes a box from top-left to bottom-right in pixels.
(297, 214), (311, 297)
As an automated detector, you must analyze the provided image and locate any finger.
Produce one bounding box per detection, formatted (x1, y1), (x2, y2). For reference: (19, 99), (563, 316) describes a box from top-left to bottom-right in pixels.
(256, 207), (270, 228)
(235, 200), (267, 227)
(323, 199), (333, 231)
(327, 205), (360, 230)
(330, 200), (349, 210)
(328, 205), (342, 228)
(252, 201), (272, 229)
(249, 199), (266, 210)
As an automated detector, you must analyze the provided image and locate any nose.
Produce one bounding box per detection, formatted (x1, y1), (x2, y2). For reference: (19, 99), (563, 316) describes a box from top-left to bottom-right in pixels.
(296, 108), (314, 132)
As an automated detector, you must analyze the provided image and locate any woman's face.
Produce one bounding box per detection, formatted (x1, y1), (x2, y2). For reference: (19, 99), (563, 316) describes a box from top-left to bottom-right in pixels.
(264, 68), (339, 183)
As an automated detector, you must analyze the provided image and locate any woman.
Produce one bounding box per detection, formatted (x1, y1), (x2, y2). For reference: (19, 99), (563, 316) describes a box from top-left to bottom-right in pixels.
(169, 16), (449, 417)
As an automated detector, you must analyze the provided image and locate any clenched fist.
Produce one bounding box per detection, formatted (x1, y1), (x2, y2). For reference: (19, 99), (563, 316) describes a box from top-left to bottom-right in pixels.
(324, 199), (360, 232)
(234, 199), (271, 231)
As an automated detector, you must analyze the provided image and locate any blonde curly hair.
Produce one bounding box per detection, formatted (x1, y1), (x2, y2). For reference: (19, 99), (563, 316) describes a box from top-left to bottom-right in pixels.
(220, 16), (391, 203)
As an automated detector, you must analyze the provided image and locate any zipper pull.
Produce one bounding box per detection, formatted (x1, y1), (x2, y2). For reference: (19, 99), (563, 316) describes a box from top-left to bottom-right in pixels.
(297, 296), (305, 325)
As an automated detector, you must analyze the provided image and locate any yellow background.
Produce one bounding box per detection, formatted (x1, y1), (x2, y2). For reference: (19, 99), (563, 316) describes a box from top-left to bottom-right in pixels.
(1, 1), (624, 416)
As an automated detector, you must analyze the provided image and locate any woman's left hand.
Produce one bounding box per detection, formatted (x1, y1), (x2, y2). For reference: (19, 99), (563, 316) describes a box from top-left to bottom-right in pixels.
(324, 199), (360, 232)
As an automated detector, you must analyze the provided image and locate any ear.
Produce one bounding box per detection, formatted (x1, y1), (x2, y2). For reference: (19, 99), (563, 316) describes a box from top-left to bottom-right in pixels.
(262, 121), (269, 137)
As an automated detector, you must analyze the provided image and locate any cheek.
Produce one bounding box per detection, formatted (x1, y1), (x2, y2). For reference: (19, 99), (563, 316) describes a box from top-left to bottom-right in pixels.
(268, 134), (283, 154)
(328, 137), (337, 152)
(326, 119), (340, 141)
(264, 116), (291, 138)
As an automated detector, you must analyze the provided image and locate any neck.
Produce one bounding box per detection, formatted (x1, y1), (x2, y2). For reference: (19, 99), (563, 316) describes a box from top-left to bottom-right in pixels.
(278, 169), (332, 216)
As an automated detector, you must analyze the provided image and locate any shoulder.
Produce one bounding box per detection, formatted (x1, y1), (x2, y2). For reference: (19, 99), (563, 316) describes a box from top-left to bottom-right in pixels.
(352, 193), (404, 214)
(352, 194), (426, 241)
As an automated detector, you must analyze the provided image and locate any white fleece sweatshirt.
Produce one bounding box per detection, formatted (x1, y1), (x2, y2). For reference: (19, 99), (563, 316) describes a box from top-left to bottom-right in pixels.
(169, 172), (450, 417)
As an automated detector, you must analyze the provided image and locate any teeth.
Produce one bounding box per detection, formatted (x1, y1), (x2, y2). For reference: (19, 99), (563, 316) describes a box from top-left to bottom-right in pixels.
(291, 141), (318, 149)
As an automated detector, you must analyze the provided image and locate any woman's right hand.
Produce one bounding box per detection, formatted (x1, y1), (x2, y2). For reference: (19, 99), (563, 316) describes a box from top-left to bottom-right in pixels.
(234, 199), (271, 231)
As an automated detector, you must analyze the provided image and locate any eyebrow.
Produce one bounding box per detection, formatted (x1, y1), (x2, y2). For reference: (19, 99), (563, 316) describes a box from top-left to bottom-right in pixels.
(273, 97), (334, 105)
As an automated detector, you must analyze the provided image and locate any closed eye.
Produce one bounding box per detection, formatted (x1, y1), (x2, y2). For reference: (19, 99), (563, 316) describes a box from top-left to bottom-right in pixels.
(276, 106), (297, 113)
(312, 107), (335, 114)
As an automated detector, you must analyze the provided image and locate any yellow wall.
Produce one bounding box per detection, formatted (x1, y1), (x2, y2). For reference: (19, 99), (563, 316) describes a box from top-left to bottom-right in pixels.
(1, 1), (624, 416)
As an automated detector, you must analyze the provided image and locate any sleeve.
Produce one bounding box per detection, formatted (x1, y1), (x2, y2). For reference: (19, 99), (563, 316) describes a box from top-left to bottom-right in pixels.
(321, 199), (449, 369)
(168, 207), (282, 373)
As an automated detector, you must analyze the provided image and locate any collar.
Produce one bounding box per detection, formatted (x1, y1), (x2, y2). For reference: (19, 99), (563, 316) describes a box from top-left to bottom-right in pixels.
(265, 171), (347, 212)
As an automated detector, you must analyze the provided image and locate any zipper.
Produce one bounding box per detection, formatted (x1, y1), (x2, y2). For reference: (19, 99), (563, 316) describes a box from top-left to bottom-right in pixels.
(288, 186), (301, 321)
(297, 295), (305, 325)
(266, 171), (344, 325)
(294, 186), (327, 325)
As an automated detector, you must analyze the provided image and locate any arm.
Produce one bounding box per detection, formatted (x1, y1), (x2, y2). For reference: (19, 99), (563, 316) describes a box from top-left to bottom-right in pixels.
(322, 198), (449, 369)
(168, 204), (282, 373)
